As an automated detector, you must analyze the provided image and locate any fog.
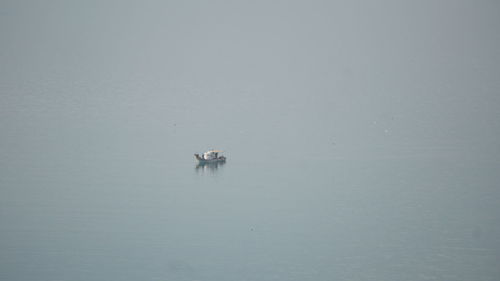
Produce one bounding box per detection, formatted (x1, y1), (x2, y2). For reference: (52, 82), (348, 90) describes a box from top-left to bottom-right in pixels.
(1, 1), (499, 280)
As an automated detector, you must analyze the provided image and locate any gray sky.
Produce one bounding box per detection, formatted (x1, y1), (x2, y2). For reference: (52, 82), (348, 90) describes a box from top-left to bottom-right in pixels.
(1, 0), (499, 160)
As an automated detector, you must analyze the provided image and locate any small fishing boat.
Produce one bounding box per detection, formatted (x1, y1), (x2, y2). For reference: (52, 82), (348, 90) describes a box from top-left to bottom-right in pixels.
(194, 150), (226, 163)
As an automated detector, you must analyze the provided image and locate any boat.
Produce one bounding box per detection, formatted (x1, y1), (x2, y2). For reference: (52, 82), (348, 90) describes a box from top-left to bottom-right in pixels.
(194, 150), (226, 164)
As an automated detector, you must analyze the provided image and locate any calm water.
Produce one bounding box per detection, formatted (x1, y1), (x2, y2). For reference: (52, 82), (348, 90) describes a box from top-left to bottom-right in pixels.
(1, 99), (499, 281)
(1, 1), (500, 280)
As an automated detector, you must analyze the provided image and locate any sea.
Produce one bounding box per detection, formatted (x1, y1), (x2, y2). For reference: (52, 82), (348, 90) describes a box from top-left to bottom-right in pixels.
(1, 1), (499, 280)
(1, 85), (499, 281)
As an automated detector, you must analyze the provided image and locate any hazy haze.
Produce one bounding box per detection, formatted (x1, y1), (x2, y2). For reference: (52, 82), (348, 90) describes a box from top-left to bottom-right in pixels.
(1, 1), (499, 280)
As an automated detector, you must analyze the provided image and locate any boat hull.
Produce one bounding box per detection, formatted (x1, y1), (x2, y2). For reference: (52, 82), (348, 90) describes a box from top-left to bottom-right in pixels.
(196, 158), (226, 164)
(194, 154), (226, 164)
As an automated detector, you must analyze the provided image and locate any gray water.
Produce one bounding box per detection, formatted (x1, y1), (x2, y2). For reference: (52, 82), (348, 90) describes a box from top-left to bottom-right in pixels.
(1, 1), (500, 280)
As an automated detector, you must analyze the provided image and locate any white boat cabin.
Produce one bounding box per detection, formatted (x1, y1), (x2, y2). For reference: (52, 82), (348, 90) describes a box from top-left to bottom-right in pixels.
(202, 150), (222, 160)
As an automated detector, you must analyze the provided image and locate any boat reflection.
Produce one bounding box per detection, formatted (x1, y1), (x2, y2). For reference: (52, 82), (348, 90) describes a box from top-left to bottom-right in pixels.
(195, 161), (225, 173)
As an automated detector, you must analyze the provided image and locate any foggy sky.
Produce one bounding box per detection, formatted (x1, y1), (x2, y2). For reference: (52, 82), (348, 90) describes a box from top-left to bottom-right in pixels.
(1, 0), (499, 161)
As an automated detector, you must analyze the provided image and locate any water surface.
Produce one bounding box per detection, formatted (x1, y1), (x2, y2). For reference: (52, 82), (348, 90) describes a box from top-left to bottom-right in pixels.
(1, 1), (499, 280)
